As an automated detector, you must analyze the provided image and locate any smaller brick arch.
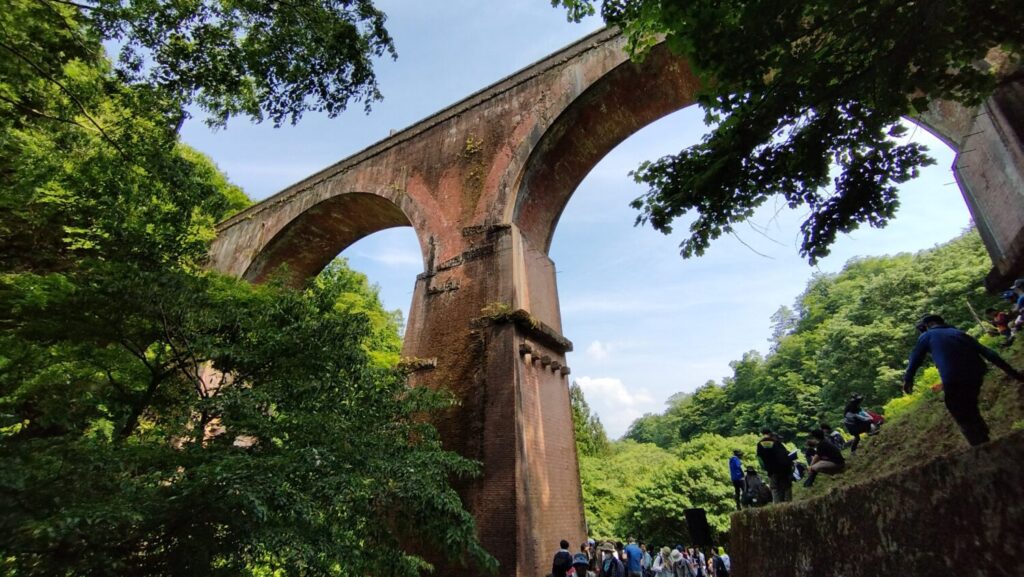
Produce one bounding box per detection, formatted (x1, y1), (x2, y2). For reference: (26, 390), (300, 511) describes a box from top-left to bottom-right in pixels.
(242, 192), (424, 284)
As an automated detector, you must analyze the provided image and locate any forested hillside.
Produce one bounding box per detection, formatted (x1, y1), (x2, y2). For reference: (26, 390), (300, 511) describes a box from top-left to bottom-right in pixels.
(625, 230), (993, 447)
(572, 230), (1016, 542)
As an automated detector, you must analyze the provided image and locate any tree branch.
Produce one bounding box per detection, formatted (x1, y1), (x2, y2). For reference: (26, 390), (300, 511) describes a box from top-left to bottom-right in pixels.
(118, 371), (161, 439)
(0, 94), (98, 131)
(0, 40), (129, 160)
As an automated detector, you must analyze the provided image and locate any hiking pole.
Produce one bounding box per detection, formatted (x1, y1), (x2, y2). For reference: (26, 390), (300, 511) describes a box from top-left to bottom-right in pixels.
(964, 297), (988, 332)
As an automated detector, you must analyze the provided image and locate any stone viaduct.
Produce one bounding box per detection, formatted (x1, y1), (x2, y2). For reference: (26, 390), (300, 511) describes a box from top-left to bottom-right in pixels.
(209, 27), (1024, 577)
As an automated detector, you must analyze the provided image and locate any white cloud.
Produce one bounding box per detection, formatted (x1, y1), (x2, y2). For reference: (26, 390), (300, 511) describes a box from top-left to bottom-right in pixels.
(585, 340), (612, 361)
(355, 247), (422, 267)
(575, 376), (658, 439)
(576, 376), (653, 407)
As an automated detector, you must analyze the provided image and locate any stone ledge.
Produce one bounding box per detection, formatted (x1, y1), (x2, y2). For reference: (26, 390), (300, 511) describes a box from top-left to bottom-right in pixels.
(730, 430), (1024, 577)
(475, 306), (573, 354)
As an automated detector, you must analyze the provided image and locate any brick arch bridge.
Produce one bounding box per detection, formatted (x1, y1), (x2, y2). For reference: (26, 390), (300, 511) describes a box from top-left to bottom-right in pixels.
(210, 27), (1024, 577)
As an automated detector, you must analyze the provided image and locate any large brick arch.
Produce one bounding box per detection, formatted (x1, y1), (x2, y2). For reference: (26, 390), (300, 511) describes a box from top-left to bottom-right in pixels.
(509, 45), (701, 253)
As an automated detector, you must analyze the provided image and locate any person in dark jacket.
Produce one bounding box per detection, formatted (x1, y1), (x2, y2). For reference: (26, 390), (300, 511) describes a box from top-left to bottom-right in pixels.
(552, 539), (573, 577)
(904, 314), (1024, 446)
(802, 428), (846, 487)
(755, 428), (793, 503)
(599, 541), (625, 577)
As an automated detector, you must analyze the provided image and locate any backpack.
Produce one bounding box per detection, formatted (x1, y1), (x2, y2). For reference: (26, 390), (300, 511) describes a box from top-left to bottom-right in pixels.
(713, 556), (729, 577)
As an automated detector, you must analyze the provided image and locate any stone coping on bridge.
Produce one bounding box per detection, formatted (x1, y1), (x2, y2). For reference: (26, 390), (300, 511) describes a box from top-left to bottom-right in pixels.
(729, 430), (1024, 577)
(216, 26), (622, 232)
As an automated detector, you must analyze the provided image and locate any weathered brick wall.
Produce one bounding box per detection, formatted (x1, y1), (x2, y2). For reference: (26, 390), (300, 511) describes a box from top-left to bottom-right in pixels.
(730, 430), (1024, 577)
(953, 81), (1024, 289)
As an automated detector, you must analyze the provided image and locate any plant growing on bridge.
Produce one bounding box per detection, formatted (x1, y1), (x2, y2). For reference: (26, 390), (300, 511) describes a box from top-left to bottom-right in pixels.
(555, 0), (1022, 262)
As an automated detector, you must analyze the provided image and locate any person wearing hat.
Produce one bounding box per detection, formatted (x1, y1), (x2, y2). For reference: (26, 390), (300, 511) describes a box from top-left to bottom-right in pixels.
(572, 550), (591, 577)
(650, 546), (672, 577)
(728, 449), (745, 510)
(904, 313), (1024, 445)
(597, 541), (625, 577)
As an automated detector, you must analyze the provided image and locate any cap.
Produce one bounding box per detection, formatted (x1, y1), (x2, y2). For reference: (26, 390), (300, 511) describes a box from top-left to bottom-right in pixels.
(916, 313), (944, 332)
(1012, 279), (1024, 289)
(573, 553), (590, 566)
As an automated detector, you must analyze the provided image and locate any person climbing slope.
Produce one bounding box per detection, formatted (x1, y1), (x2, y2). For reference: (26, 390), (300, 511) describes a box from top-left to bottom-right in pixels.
(903, 313), (1024, 446)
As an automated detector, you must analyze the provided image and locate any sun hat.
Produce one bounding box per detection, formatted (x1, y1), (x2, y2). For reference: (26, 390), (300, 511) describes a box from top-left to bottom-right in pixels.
(670, 549), (683, 563)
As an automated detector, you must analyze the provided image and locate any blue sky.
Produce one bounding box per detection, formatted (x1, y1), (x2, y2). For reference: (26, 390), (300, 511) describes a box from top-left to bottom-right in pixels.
(180, 2), (972, 438)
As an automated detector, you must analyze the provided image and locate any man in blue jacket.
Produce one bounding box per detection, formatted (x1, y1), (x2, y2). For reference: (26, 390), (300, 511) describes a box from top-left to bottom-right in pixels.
(903, 314), (1024, 445)
(728, 449), (744, 510)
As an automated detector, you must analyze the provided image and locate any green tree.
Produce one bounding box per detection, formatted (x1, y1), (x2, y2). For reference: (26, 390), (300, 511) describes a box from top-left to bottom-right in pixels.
(618, 231), (996, 445)
(619, 433), (758, 545)
(6, 0), (397, 127)
(0, 4), (494, 575)
(578, 441), (676, 538)
(570, 381), (611, 457)
(1, 267), (494, 576)
(554, 0), (1022, 262)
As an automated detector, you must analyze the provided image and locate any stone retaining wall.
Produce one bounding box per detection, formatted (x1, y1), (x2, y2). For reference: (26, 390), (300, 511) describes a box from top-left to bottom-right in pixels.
(730, 431), (1024, 577)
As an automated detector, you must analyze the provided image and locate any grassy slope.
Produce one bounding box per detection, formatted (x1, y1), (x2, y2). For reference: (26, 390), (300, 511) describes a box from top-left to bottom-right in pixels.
(793, 344), (1024, 501)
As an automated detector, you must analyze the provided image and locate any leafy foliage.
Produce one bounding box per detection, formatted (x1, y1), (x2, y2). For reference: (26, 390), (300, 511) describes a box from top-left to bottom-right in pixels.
(554, 0), (1023, 262)
(578, 440), (676, 539)
(581, 231), (999, 542)
(623, 231), (995, 446)
(0, 266), (493, 577)
(0, 4), (493, 575)
(570, 381), (611, 457)
(4, 0), (395, 127)
(578, 433), (757, 544)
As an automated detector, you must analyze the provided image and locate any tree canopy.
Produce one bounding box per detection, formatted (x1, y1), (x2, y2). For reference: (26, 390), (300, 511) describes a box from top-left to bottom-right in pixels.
(555, 0), (1022, 262)
(3, 0), (395, 128)
(573, 230), (1001, 543)
(1, 3), (495, 575)
(570, 380), (611, 457)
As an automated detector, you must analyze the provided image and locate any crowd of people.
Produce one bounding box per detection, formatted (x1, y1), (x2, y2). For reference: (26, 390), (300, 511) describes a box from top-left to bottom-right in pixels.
(550, 310), (1024, 577)
(551, 538), (732, 577)
(727, 311), (1024, 507)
